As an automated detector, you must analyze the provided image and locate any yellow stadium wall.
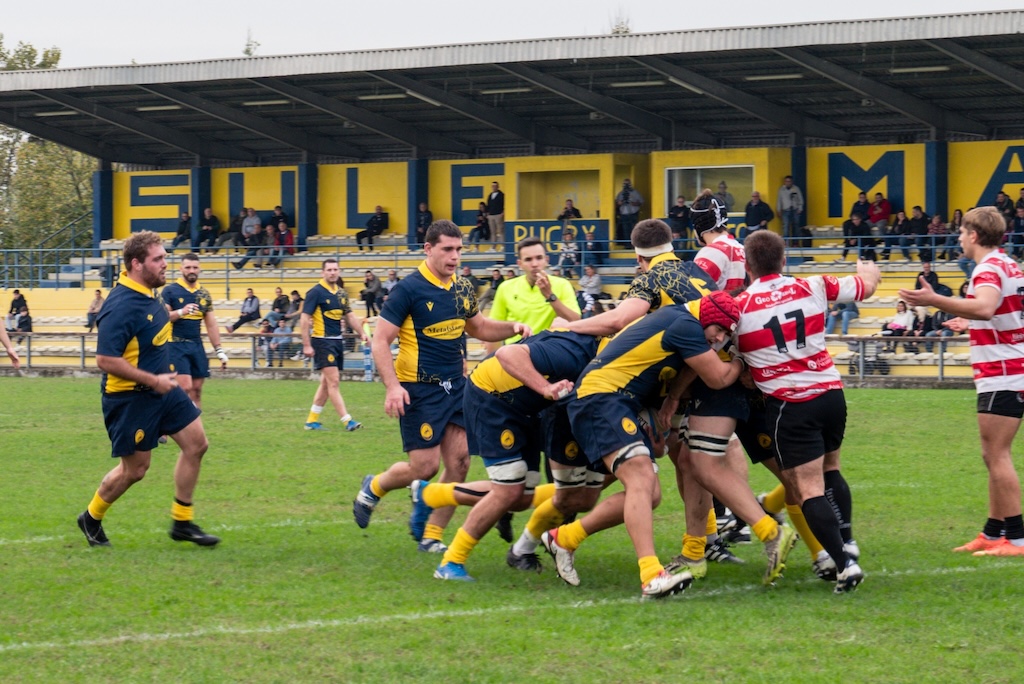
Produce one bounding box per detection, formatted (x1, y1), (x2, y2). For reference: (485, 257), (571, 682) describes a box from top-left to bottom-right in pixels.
(318, 162), (408, 235)
(948, 140), (1024, 216)
(112, 169), (191, 238)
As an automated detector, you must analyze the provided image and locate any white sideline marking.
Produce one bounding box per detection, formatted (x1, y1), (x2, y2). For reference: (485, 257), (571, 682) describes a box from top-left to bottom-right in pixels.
(0, 561), (1019, 654)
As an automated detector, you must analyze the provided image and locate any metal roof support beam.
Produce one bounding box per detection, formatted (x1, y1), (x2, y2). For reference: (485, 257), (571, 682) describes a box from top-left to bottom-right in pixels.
(0, 109), (159, 166)
(139, 84), (361, 160)
(368, 70), (589, 151)
(774, 47), (989, 138)
(31, 90), (255, 163)
(497, 63), (714, 147)
(252, 78), (472, 156)
(631, 56), (849, 143)
(925, 39), (1024, 95)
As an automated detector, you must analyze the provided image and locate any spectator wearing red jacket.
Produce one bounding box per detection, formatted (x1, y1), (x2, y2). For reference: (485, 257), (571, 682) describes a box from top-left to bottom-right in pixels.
(267, 221), (295, 267)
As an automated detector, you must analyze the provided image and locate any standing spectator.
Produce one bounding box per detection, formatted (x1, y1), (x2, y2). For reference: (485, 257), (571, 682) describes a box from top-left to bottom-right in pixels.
(477, 268), (503, 310)
(356, 205), (388, 251)
(741, 191), (774, 243)
(195, 208), (221, 252)
(868, 193), (892, 235)
(776, 175), (804, 242)
(487, 181), (505, 245)
(714, 181), (735, 213)
(6, 289), (26, 331)
(381, 270), (401, 304)
(557, 227), (579, 278)
(557, 199), (582, 223)
(850, 192), (871, 225)
(908, 206), (931, 261)
(85, 289), (105, 332)
(213, 208), (246, 252)
(361, 270), (382, 317)
(225, 288), (261, 333)
(415, 202), (433, 247)
(995, 191), (1015, 227)
(266, 287), (291, 325)
(825, 301), (859, 336)
(171, 212), (192, 251)
(266, 221), (295, 267)
(468, 202), (490, 249)
(615, 178), (643, 246)
(667, 195), (691, 249)
(578, 225), (606, 266)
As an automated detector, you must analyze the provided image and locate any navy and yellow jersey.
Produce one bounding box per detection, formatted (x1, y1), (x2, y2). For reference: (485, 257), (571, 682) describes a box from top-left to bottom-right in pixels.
(625, 253), (717, 311)
(160, 278), (213, 342)
(380, 262), (479, 384)
(576, 304), (711, 405)
(302, 279), (353, 339)
(96, 272), (173, 394)
(469, 330), (599, 414)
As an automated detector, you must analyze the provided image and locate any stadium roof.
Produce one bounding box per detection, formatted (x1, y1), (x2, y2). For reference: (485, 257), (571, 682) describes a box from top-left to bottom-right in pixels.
(2, 10), (1023, 167)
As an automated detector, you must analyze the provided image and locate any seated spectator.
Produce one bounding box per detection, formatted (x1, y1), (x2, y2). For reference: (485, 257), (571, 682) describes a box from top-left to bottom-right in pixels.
(356, 205), (388, 251)
(825, 300), (859, 336)
(468, 202), (490, 249)
(578, 264), (611, 302)
(85, 289), (104, 333)
(6, 289), (27, 331)
(868, 192), (892, 235)
(557, 199), (582, 223)
(882, 209), (911, 261)
(460, 265), (484, 294)
(914, 262), (952, 296)
(881, 300), (917, 352)
(266, 287), (290, 325)
(381, 270), (400, 303)
(232, 209), (265, 269)
(577, 289), (596, 318)
(270, 205), (289, 228)
(213, 208), (247, 252)
(196, 208), (221, 252)
(284, 290), (303, 324)
(838, 213), (874, 261)
(171, 212), (192, 251)
(557, 227), (578, 278)
(13, 306), (31, 344)
(269, 318), (296, 367)
(477, 269), (503, 309)
(1008, 206), (1024, 260)
(926, 308), (960, 352)
(927, 214), (955, 261)
(908, 206), (931, 261)
(267, 221), (295, 267)
(667, 196), (691, 249)
(225, 288), (261, 333)
(361, 270), (382, 317)
(904, 306), (934, 354)
(256, 319), (275, 367)
(578, 226), (606, 266)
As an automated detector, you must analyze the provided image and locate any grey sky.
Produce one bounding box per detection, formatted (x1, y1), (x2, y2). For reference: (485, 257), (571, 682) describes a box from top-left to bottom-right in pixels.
(4, 0), (1022, 68)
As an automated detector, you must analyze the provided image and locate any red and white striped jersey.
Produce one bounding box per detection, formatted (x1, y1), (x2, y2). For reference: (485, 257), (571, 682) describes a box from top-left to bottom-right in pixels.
(735, 273), (865, 402)
(968, 250), (1024, 393)
(694, 235), (746, 292)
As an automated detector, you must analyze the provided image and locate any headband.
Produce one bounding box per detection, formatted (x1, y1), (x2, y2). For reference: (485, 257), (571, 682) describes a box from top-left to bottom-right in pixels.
(635, 243), (675, 258)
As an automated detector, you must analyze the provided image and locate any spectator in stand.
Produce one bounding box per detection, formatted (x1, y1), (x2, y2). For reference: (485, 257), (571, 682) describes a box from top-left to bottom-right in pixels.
(881, 300), (917, 353)
(1008, 206), (1024, 260)
(667, 195), (691, 249)
(477, 268), (503, 310)
(232, 208), (264, 269)
(558, 226), (579, 278)
(925, 307), (960, 352)
(776, 175), (804, 242)
(615, 178), (643, 246)
(85, 289), (105, 333)
(361, 270), (382, 317)
(356, 205), (388, 251)
(825, 300), (859, 336)
(838, 213), (873, 261)
(225, 288), (261, 333)
(256, 319), (275, 367)
(927, 214), (955, 261)
(741, 191), (774, 243)
(269, 318), (296, 367)
(995, 191), (1015, 227)
(487, 181), (506, 245)
(557, 199), (582, 223)
(714, 181), (735, 213)
(266, 221), (295, 268)
(468, 202), (490, 249)
(171, 212), (192, 251)
(381, 270), (400, 304)
(270, 206), (289, 228)
(884, 209), (912, 261)
(460, 265), (484, 294)
(914, 261), (946, 294)
(578, 263), (606, 300)
(578, 225), (606, 266)
(850, 192), (871, 226)
(1017, 188), (1024, 212)
(867, 192), (892, 236)
(213, 208), (247, 252)
(908, 206), (931, 261)
(13, 306), (32, 344)
(904, 306), (933, 354)
(6, 289), (26, 331)
(266, 287), (290, 325)
(195, 208), (221, 252)
(284, 290), (303, 323)
(950, 209), (977, 277)
(415, 202), (433, 247)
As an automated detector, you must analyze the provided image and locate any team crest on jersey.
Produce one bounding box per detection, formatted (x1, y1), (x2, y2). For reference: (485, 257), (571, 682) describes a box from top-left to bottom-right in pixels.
(420, 423), (434, 440)
(178, 297), (184, 303)
(500, 429), (515, 449)
(147, 314), (153, 321)
(427, 302), (434, 311)
(135, 429), (145, 444)
(758, 433), (772, 449)
(621, 417), (637, 435)
(564, 441), (579, 460)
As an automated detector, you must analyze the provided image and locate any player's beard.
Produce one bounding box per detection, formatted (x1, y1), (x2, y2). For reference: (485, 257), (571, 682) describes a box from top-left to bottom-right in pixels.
(141, 265), (166, 289)
(184, 273), (198, 284)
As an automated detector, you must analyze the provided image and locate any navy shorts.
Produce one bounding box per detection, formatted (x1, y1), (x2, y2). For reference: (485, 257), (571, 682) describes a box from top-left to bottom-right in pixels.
(464, 382), (541, 464)
(101, 386), (201, 458)
(766, 390), (846, 470)
(688, 380), (751, 422)
(734, 391), (775, 465)
(546, 403), (607, 474)
(168, 339), (210, 379)
(977, 391), (1024, 419)
(312, 338), (345, 371)
(568, 393), (651, 467)
(399, 377), (466, 452)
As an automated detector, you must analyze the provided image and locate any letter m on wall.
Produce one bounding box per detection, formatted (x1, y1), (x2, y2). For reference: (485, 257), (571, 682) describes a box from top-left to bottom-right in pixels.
(827, 152), (904, 218)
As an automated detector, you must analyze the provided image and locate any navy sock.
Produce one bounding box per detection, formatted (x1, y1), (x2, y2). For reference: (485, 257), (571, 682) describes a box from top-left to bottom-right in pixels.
(982, 518), (1004, 538)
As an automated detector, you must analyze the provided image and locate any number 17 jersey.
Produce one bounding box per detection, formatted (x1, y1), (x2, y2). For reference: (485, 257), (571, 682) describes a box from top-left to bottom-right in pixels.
(735, 273), (865, 402)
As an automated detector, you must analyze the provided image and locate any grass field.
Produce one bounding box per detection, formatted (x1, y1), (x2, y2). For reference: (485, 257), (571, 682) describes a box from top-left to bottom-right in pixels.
(1, 377), (1023, 683)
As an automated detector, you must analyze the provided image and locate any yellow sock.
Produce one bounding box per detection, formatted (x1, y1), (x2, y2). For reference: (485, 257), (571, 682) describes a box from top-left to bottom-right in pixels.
(422, 482), (457, 508)
(763, 484), (786, 514)
(369, 475), (387, 498)
(751, 515), (779, 543)
(171, 499), (194, 522)
(706, 509), (717, 536)
(787, 504), (824, 559)
(422, 523), (444, 543)
(683, 533), (706, 561)
(87, 491), (111, 520)
(556, 519), (589, 552)
(525, 499), (565, 539)
(442, 527), (479, 565)
(531, 483), (556, 508)
(306, 405), (324, 424)
(638, 555), (664, 585)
